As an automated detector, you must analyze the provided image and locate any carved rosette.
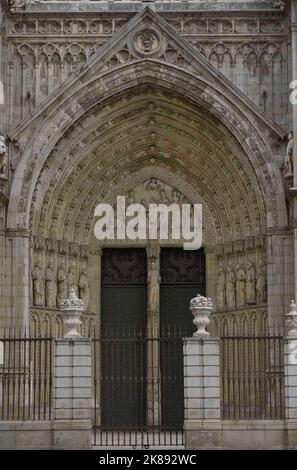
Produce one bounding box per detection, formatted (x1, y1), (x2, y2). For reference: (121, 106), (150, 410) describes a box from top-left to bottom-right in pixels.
(285, 300), (297, 338)
(60, 288), (85, 338)
(190, 294), (213, 338)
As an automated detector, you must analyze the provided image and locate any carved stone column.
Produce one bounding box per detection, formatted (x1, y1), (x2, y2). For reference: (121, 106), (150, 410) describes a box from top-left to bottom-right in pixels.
(267, 228), (292, 332)
(6, 228), (30, 331)
(146, 242), (161, 426)
(291, 2), (297, 303)
(93, 247), (102, 427)
(147, 242), (160, 334)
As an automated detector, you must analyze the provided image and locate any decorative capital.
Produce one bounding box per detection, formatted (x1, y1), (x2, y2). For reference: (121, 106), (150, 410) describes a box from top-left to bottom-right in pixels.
(190, 294), (213, 310)
(285, 300), (297, 338)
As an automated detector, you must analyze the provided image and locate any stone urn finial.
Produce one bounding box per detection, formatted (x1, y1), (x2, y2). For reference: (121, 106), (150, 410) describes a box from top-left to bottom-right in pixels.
(190, 294), (213, 338)
(285, 300), (297, 337)
(60, 288), (85, 338)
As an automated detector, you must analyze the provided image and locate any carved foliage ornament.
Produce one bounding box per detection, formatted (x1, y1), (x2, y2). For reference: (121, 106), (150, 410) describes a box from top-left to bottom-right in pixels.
(60, 288), (85, 312)
(190, 294), (213, 309)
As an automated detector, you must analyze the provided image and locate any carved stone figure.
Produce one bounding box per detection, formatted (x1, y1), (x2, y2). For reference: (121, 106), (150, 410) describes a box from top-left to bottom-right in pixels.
(216, 265), (225, 310)
(272, 0), (286, 11)
(284, 131), (293, 175)
(256, 264), (267, 303)
(246, 261), (256, 304)
(32, 263), (44, 306)
(45, 263), (56, 308)
(0, 135), (8, 176)
(236, 266), (246, 308)
(8, 0), (27, 12)
(78, 268), (89, 309)
(147, 258), (160, 314)
(57, 265), (67, 307)
(68, 266), (77, 295)
(226, 267), (236, 310)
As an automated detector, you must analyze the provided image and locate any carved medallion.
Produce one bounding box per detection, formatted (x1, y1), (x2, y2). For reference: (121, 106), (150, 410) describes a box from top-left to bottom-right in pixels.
(130, 27), (164, 58)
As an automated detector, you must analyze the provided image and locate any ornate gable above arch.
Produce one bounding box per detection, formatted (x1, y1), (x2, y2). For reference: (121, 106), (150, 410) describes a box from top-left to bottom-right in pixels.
(10, 6), (285, 141)
(7, 6), (287, 231)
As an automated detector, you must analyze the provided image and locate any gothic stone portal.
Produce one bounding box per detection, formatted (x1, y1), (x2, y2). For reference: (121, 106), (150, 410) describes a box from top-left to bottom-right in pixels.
(0, 2), (290, 378)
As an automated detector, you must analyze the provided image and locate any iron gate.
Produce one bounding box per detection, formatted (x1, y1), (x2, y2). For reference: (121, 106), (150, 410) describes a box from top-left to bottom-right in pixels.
(92, 331), (184, 448)
(220, 335), (284, 420)
(0, 332), (54, 421)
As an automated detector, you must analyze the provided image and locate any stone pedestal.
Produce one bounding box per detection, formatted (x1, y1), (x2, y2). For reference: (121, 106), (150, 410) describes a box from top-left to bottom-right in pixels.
(285, 341), (297, 447)
(183, 294), (222, 449)
(53, 338), (92, 449)
(183, 336), (222, 449)
(53, 292), (91, 449)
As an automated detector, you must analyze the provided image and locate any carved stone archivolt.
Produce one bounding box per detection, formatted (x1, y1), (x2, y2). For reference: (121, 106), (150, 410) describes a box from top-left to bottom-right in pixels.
(24, 85), (272, 247)
(9, 59), (285, 234)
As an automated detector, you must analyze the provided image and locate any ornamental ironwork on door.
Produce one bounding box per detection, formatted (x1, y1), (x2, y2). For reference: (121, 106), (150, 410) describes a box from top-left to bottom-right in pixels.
(160, 247), (206, 428)
(96, 246), (206, 447)
(100, 248), (147, 428)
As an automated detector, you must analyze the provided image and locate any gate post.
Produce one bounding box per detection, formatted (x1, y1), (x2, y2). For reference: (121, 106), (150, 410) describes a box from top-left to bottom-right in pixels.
(284, 300), (297, 448)
(52, 289), (92, 449)
(183, 294), (222, 449)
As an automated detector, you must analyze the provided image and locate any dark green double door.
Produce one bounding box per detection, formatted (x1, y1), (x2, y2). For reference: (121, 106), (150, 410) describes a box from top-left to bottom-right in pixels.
(100, 247), (206, 429)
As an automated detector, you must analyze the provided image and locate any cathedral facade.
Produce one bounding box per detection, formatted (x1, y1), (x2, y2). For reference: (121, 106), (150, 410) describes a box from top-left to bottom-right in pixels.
(0, 0), (294, 339)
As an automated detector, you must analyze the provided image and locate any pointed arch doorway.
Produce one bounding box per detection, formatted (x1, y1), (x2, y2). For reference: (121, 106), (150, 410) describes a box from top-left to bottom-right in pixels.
(98, 245), (206, 445)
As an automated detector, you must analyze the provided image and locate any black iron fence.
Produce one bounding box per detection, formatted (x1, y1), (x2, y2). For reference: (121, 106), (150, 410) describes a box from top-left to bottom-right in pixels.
(0, 328), (286, 433)
(220, 335), (284, 420)
(0, 332), (54, 420)
(92, 329), (185, 447)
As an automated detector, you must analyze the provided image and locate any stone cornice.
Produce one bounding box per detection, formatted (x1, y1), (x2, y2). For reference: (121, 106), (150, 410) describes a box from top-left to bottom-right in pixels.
(5, 1), (286, 16)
